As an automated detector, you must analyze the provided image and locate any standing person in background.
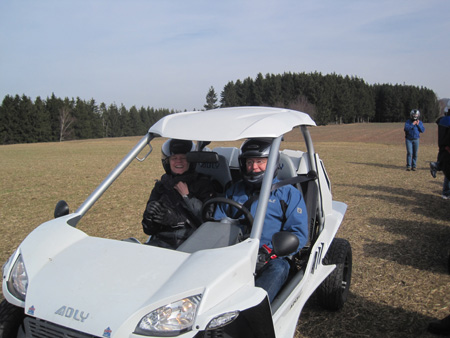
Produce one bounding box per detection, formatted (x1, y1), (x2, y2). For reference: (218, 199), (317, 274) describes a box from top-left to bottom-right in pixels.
(429, 107), (450, 199)
(427, 107), (450, 335)
(404, 109), (425, 171)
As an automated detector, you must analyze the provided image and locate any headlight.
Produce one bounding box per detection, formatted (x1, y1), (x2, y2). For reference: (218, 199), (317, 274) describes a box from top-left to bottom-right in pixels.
(7, 255), (28, 301)
(206, 311), (239, 330)
(135, 295), (202, 336)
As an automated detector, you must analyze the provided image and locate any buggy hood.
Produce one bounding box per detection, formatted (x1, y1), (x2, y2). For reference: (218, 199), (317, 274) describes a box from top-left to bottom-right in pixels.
(8, 215), (257, 337)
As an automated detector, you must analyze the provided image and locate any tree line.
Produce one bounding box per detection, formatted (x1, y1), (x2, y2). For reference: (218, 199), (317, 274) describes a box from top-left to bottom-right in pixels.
(211, 72), (440, 125)
(0, 71), (442, 145)
(0, 93), (175, 144)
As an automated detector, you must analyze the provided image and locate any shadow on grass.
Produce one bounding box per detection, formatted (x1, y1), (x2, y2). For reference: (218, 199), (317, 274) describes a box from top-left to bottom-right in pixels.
(364, 217), (450, 273)
(349, 161), (440, 175)
(297, 292), (440, 338)
(344, 183), (448, 223)
(340, 183), (450, 272)
(349, 161), (405, 170)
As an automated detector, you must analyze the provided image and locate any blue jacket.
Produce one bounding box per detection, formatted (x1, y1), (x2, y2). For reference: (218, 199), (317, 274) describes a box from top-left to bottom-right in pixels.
(214, 177), (308, 253)
(439, 116), (450, 128)
(404, 119), (425, 140)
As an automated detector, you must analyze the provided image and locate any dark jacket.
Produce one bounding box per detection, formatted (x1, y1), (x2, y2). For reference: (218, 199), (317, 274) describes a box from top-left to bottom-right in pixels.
(142, 171), (215, 249)
(437, 116), (450, 180)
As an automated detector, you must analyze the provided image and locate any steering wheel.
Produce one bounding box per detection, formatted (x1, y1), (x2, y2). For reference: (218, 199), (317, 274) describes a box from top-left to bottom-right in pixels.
(202, 197), (254, 225)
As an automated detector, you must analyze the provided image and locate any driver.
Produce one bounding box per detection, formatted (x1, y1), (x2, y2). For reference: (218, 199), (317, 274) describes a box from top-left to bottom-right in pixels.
(142, 139), (216, 249)
(213, 138), (308, 302)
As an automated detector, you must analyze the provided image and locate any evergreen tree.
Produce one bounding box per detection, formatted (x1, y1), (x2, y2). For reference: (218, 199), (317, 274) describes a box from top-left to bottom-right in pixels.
(73, 97), (92, 139)
(104, 104), (121, 137)
(107, 104), (122, 137)
(17, 95), (36, 142)
(204, 86), (219, 110)
(46, 93), (64, 141)
(253, 73), (265, 105)
(264, 74), (283, 107)
(125, 105), (141, 136)
(281, 72), (296, 106)
(0, 95), (18, 144)
(34, 96), (52, 142)
(139, 107), (151, 134)
(88, 99), (104, 139)
(220, 82), (239, 107)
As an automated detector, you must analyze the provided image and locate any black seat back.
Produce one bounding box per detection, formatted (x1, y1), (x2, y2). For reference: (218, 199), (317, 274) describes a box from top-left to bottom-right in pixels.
(195, 153), (233, 193)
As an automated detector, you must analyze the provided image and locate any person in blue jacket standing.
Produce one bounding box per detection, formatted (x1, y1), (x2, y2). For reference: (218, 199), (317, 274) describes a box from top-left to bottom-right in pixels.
(214, 138), (308, 302)
(404, 109), (425, 171)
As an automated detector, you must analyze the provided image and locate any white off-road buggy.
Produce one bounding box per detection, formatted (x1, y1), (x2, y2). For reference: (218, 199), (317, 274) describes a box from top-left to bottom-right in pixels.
(1, 107), (351, 338)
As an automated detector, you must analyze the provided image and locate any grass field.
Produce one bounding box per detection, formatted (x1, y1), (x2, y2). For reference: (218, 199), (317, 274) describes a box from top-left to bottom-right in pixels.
(0, 123), (449, 337)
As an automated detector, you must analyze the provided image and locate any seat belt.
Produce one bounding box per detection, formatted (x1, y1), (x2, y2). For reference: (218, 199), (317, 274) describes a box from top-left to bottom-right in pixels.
(270, 170), (317, 191)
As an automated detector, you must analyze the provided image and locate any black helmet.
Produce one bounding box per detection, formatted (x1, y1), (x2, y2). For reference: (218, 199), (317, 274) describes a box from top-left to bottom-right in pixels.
(410, 109), (420, 120)
(161, 139), (195, 174)
(238, 138), (278, 187)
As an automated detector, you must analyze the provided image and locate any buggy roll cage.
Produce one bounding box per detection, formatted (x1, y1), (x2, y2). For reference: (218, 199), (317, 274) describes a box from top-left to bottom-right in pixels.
(71, 124), (322, 242)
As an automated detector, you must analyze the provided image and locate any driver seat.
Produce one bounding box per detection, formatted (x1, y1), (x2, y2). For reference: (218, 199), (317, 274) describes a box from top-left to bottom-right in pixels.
(195, 153), (233, 194)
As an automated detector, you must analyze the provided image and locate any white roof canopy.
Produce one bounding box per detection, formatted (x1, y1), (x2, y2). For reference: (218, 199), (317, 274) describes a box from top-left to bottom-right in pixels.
(148, 106), (316, 141)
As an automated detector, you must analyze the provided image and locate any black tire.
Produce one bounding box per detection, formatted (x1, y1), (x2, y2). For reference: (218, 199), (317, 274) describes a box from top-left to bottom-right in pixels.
(316, 238), (352, 311)
(448, 253), (450, 275)
(0, 299), (25, 338)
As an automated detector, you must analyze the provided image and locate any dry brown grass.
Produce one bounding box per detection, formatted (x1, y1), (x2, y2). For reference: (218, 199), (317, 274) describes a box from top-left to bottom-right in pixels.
(0, 123), (448, 337)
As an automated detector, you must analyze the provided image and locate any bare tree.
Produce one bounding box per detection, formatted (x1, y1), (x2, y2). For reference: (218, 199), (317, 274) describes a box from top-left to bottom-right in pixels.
(287, 95), (317, 119)
(59, 107), (75, 142)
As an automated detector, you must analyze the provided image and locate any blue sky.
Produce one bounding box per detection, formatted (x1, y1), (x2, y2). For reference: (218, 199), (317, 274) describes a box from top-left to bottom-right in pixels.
(1, 0), (449, 111)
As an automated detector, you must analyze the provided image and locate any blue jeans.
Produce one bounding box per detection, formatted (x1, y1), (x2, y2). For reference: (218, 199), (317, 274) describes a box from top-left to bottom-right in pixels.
(255, 258), (290, 302)
(405, 138), (419, 168)
(443, 176), (450, 197)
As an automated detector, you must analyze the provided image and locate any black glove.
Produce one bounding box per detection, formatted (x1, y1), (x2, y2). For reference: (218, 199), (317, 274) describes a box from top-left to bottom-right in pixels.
(145, 201), (164, 218)
(256, 246), (272, 272)
(147, 201), (185, 229)
(152, 208), (177, 227)
(142, 201), (165, 235)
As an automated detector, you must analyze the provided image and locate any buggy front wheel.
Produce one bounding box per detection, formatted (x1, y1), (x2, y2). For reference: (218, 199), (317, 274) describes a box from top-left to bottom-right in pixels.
(316, 238), (352, 311)
(0, 299), (25, 338)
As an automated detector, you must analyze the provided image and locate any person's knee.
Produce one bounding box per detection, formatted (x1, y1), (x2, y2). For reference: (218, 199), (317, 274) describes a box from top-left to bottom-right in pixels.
(255, 258), (290, 302)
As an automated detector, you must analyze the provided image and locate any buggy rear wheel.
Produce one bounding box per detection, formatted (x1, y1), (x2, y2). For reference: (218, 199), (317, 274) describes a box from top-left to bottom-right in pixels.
(316, 238), (352, 311)
(0, 300), (25, 338)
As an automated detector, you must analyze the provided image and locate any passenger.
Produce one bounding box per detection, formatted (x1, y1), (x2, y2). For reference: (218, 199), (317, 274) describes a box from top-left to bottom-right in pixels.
(142, 139), (216, 249)
(214, 138), (308, 302)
